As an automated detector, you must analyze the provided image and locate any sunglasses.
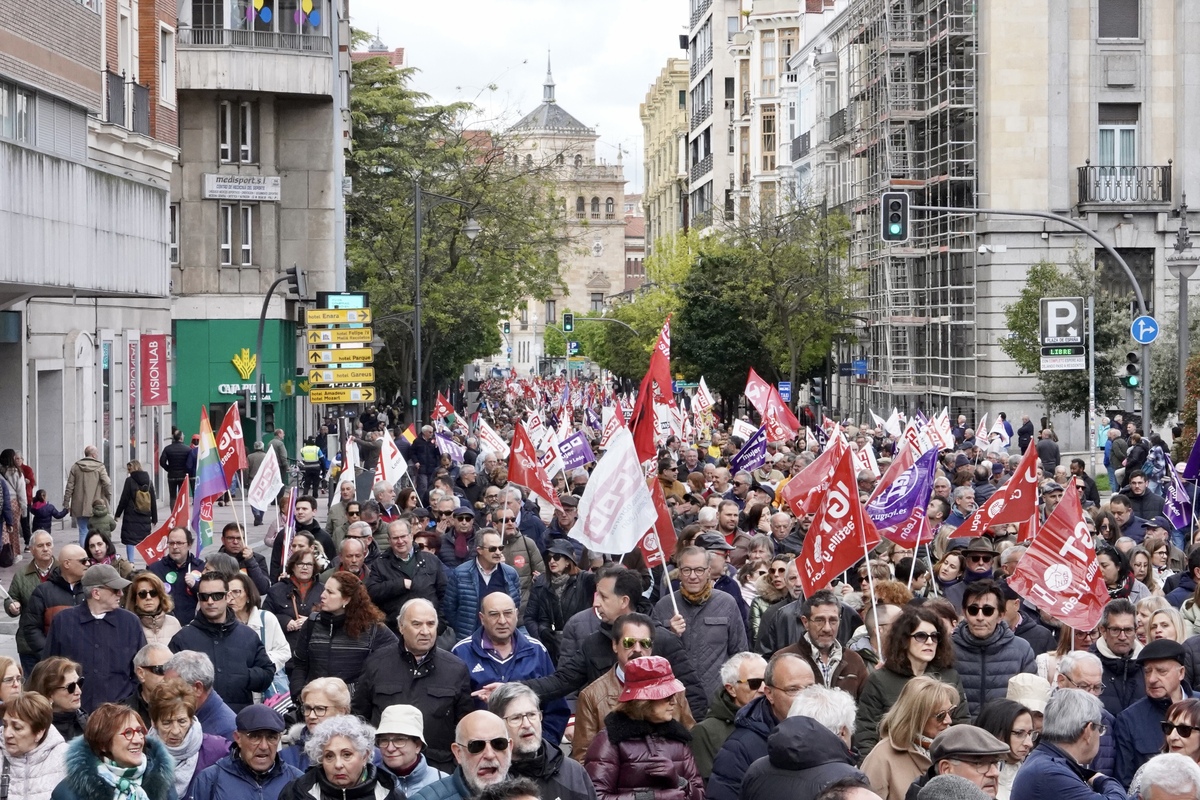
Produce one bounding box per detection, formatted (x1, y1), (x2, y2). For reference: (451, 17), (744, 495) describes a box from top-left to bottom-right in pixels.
(461, 737), (510, 755)
(415, 543), (435, 551)
(1162, 721), (1199, 738)
(933, 709), (955, 724)
(911, 631), (940, 644)
(437, 511), (455, 518)
(967, 554), (994, 563)
(135, 590), (157, 600)
(621, 637), (653, 649)
(56, 678), (85, 694)
(737, 677), (764, 690)
(481, 546), (504, 553)
(496, 518), (516, 524)
(198, 592), (227, 602)
(144, 664), (168, 676)
(347, 511), (361, 516)
(965, 604), (998, 617)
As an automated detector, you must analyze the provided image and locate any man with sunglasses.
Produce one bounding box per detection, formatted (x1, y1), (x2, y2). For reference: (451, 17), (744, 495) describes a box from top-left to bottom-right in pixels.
(45, 562), (145, 712)
(441, 504), (480, 569)
(444, 530), (523, 644)
(411, 710), (513, 800)
(572, 612), (695, 763)
(690, 651), (767, 778)
(126, 643), (172, 725)
(1114, 639), (1198, 787)
(950, 579), (1036, 717)
(20, 542), (88, 662)
(367, 518), (449, 629)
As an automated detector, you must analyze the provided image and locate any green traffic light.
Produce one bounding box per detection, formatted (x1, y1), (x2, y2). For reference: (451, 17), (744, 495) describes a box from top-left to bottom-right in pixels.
(1128, 376), (1140, 387)
(410, 397), (418, 406)
(889, 223), (902, 235)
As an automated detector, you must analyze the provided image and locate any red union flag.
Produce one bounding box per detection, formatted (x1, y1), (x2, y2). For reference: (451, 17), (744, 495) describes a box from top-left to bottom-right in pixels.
(136, 476), (189, 564)
(432, 392), (455, 421)
(952, 443), (1040, 538)
(745, 368), (772, 416)
(509, 423), (562, 512)
(782, 436), (846, 517)
(571, 429), (658, 555)
(140, 334), (169, 406)
(217, 404), (248, 489)
(640, 477), (678, 569)
(1007, 482), (1107, 630)
(799, 448), (880, 596)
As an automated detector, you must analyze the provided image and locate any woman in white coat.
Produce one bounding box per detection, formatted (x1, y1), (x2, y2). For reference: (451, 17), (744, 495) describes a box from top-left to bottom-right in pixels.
(1, 692), (68, 800)
(227, 572), (291, 701)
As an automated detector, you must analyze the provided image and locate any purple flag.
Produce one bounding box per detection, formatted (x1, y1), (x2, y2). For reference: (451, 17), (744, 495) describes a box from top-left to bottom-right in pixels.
(730, 424), (769, 473)
(809, 424), (828, 450)
(559, 431), (595, 471)
(866, 448), (940, 532)
(1164, 464), (1193, 530)
(1182, 436), (1200, 481)
(435, 432), (466, 464)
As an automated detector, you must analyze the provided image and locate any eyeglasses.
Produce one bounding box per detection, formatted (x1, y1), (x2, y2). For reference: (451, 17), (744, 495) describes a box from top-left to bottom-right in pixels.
(1162, 721), (1199, 738)
(243, 731), (282, 743)
(503, 711), (540, 725)
(1090, 722), (1108, 737)
(377, 735), (416, 749)
(157, 716), (190, 731)
(295, 562), (315, 569)
(135, 590), (157, 600)
(1012, 728), (1040, 743)
(766, 684), (807, 697)
(1104, 625), (1136, 638)
(548, 553), (570, 561)
(950, 758), (1003, 774)
(55, 678), (85, 694)
(737, 677), (764, 690)
(732, 481), (747, 487)
(0, 675), (21, 686)
(481, 545), (504, 553)
(455, 515), (475, 521)
(679, 567), (708, 576)
(119, 727), (147, 741)
(1061, 674), (1105, 694)
(144, 664), (168, 676)
(621, 637), (653, 649)
(484, 495), (500, 501)
(910, 631), (940, 644)
(967, 554), (994, 563)
(932, 709), (955, 724)
(965, 604), (998, 617)
(198, 592), (227, 602)
(461, 737), (510, 755)
(302, 704), (331, 717)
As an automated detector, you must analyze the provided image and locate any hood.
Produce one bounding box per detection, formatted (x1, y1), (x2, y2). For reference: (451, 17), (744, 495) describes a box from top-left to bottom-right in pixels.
(766, 715), (855, 771)
(74, 458), (106, 474)
(60, 734), (174, 800)
(754, 575), (788, 604)
(9, 723), (66, 769)
(91, 500), (110, 514)
(130, 470), (151, 483)
(733, 694), (778, 736)
(708, 685), (740, 724)
(1092, 636), (1142, 663)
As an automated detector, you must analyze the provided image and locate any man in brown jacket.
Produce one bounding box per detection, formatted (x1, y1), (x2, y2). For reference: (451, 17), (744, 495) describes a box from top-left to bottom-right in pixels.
(571, 612), (694, 762)
(63, 445), (112, 546)
(777, 589), (869, 700)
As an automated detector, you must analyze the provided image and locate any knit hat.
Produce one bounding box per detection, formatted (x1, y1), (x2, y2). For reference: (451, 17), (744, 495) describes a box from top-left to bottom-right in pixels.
(917, 775), (992, 800)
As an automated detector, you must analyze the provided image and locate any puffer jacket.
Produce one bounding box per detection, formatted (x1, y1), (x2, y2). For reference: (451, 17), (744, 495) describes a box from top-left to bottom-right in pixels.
(287, 611), (397, 701)
(748, 577), (788, 650)
(262, 577), (323, 651)
(168, 609), (276, 711)
(276, 763), (404, 800)
(190, 752), (303, 800)
(409, 769), (472, 800)
(524, 570), (596, 663)
(1010, 741), (1126, 800)
(689, 686), (739, 778)
(503, 531), (546, 611)
(442, 559), (522, 638)
(950, 620), (1036, 717)
(86, 500), (116, 538)
(1090, 638), (1145, 718)
(652, 588), (747, 696)
(2, 723), (67, 800)
(741, 716), (864, 800)
(853, 665), (970, 757)
(50, 734), (176, 800)
(508, 741), (599, 800)
(20, 567), (84, 657)
(381, 754), (446, 797)
(1114, 681), (1199, 787)
(708, 694), (777, 800)
(584, 712), (704, 800)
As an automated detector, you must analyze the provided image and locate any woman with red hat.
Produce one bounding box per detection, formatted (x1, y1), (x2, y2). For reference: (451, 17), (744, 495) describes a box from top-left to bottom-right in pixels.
(583, 656), (705, 800)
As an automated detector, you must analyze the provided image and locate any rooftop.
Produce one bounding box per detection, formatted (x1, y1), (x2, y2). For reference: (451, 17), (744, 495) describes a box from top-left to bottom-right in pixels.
(509, 55), (594, 135)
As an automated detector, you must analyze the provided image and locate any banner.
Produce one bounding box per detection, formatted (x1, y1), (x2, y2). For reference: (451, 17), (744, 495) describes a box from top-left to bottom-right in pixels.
(560, 431), (596, 472)
(374, 428), (409, 486)
(139, 334), (169, 407)
(279, 487), (298, 573)
(136, 476), (190, 564)
(744, 368), (772, 416)
(334, 439), (358, 494)
(431, 392), (456, 422)
(974, 414), (988, 443)
(247, 447), (284, 513)
(510, 423), (562, 512)
(640, 477), (678, 569)
(732, 419), (758, 442)
(537, 429), (566, 480)
(1182, 435), (1200, 481)
(435, 432), (466, 464)
(570, 429), (658, 555)
(1007, 483), (1107, 631)
(1164, 464), (1193, 531)
(952, 442), (1040, 538)
(884, 408), (903, 438)
(867, 448), (939, 531)
(598, 407), (625, 449)
(989, 416), (1011, 445)
(781, 436), (845, 517)
(730, 424), (769, 473)
(629, 318), (673, 464)
(191, 407), (228, 551)
(853, 442), (881, 479)
(217, 404), (248, 490)
(476, 417), (510, 459)
(799, 447), (880, 596)
(694, 377), (715, 415)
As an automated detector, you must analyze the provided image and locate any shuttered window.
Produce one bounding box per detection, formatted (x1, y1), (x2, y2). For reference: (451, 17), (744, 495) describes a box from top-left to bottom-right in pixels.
(1099, 0), (1138, 38)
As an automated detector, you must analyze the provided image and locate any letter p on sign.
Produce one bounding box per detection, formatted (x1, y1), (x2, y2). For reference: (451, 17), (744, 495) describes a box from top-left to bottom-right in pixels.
(1039, 297), (1084, 345)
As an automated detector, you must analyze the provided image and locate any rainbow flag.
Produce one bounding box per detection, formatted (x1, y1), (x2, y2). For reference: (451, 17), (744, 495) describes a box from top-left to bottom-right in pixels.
(191, 407), (229, 552)
(400, 424), (417, 445)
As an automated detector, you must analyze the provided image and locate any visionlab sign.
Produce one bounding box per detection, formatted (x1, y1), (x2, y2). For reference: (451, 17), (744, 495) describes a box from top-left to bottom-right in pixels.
(140, 334), (169, 406)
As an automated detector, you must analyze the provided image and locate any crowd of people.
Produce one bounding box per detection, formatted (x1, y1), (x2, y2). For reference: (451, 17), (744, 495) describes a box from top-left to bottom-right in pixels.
(1, 400), (1200, 800)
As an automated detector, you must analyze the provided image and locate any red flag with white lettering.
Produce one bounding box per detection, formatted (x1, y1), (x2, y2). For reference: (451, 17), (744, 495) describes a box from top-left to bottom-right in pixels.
(509, 422), (563, 512)
(744, 368), (772, 416)
(136, 477), (190, 565)
(432, 392), (455, 421)
(217, 404), (248, 489)
(1007, 482), (1107, 630)
(799, 448), (880, 596)
(952, 443), (1040, 538)
(781, 436), (846, 517)
(640, 477), (678, 569)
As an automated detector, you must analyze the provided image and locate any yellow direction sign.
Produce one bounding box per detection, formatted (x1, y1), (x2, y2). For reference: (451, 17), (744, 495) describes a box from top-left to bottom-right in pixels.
(310, 387), (376, 404)
(306, 328), (373, 345)
(308, 368), (376, 385)
(306, 308), (372, 325)
(307, 347), (374, 364)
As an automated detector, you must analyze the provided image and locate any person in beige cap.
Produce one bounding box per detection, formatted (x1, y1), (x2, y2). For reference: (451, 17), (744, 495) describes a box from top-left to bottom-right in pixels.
(43, 562), (145, 713)
(905, 724), (1011, 799)
(1005, 674), (1050, 733)
(377, 703), (447, 795)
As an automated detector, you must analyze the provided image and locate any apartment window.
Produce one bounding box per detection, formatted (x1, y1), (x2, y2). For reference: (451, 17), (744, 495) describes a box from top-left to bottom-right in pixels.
(761, 104), (777, 171)
(193, 0), (220, 28)
(0, 82), (35, 144)
(519, 304), (529, 330)
(555, 153), (564, 165)
(760, 31), (777, 96)
(678, 89), (686, 109)
(574, 153), (583, 167)
(725, 77), (735, 101)
(169, 204), (179, 264)
(779, 29), (798, 77)
(159, 26), (176, 103)
(591, 197), (600, 217)
(545, 300), (556, 325)
(219, 203), (255, 265)
(1099, 0), (1138, 39)
(591, 293), (604, 312)
(727, 16), (739, 41)
(219, 100), (257, 163)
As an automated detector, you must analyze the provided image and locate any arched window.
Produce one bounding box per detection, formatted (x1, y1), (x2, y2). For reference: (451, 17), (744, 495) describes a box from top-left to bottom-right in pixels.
(574, 154), (583, 167)
(512, 153), (519, 166)
(555, 153), (564, 165)
(576, 197), (585, 218)
(591, 197), (600, 216)
(605, 197), (615, 216)
(526, 154), (533, 166)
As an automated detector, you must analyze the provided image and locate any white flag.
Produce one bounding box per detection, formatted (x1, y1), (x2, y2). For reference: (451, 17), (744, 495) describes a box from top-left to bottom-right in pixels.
(477, 417), (510, 459)
(375, 428), (409, 487)
(732, 418), (758, 442)
(539, 429), (566, 479)
(870, 409), (888, 431)
(247, 448), (284, 512)
(884, 408), (903, 438)
(694, 376), (715, 414)
(335, 439), (359, 493)
(570, 429), (658, 555)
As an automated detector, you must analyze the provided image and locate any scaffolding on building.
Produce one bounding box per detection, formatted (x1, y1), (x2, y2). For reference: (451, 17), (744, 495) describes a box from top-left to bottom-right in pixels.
(834, 0), (977, 418)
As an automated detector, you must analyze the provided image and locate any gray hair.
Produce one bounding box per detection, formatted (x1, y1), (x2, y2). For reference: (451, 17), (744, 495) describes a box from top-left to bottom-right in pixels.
(133, 643), (171, 668)
(917, 775), (991, 800)
(951, 486), (974, 502)
(1058, 650), (1101, 681)
(347, 520), (372, 538)
(719, 652), (767, 688)
(165, 651), (215, 690)
(399, 597), (438, 621)
(1129, 753), (1200, 799)
(697, 507), (718, 525)
(933, 476), (951, 488)
(372, 481), (392, 497)
(460, 464), (476, 476)
(302, 677), (351, 712)
(570, 468), (589, 482)
(487, 683), (540, 718)
(787, 685), (857, 737)
(1041, 688), (1102, 743)
(1000, 546), (1026, 566)
(304, 715), (376, 764)
(734, 471), (753, 485)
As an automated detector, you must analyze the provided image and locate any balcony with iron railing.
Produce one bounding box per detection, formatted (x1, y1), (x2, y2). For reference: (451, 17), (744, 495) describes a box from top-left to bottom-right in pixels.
(689, 44), (712, 81)
(689, 0), (712, 29)
(791, 130), (811, 162)
(179, 25), (330, 52)
(103, 68), (150, 136)
(176, 24), (332, 95)
(827, 108), (848, 141)
(690, 152), (713, 183)
(689, 100), (713, 130)
(1077, 160), (1172, 209)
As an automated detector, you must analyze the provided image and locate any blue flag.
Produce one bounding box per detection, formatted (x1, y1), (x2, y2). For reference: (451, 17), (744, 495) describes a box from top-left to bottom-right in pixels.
(730, 424), (769, 473)
(866, 448), (939, 532)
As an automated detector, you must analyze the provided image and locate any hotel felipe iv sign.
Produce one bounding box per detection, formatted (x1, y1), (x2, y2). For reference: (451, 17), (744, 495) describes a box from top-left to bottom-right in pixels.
(219, 349), (273, 400)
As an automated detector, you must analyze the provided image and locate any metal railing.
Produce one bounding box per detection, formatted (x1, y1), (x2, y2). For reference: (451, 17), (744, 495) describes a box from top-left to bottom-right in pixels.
(689, 100), (712, 130)
(103, 68), (150, 135)
(828, 108), (847, 141)
(105, 70), (124, 127)
(791, 130), (811, 161)
(689, 0), (712, 29)
(1077, 162), (1172, 204)
(690, 152), (713, 182)
(178, 26), (330, 53)
(131, 82), (149, 135)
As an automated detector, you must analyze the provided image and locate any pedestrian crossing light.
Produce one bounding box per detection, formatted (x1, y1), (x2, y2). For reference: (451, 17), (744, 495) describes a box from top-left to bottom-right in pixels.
(881, 191), (910, 243)
(562, 312), (574, 332)
(1124, 351), (1140, 387)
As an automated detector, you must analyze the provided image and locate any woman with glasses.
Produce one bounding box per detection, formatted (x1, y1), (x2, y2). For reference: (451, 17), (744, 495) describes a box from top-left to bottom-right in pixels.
(84, 531), (134, 580)
(146, 678), (227, 800)
(584, 656), (704, 800)
(0, 692), (67, 800)
(288, 571), (396, 703)
(1129, 546), (1162, 597)
(280, 677), (352, 771)
(749, 556), (792, 650)
(0, 654), (23, 703)
(228, 573), (292, 701)
(123, 572), (182, 646)
(859, 676), (960, 800)
(525, 539), (595, 664)
(278, 715), (404, 800)
(1147, 539), (1177, 587)
(974, 699), (1036, 800)
(1097, 545), (1150, 603)
(398, 487), (420, 513)
(1162, 698), (1200, 764)
(1090, 509), (1121, 547)
(264, 549), (325, 651)
(854, 606), (969, 757)
(26, 656), (87, 742)
(50, 703), (176, 800)
(373, 704), (446, 793)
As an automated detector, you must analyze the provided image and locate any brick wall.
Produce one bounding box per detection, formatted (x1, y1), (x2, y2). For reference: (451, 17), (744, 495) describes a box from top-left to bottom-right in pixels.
(0, 0), (102, 110)
(138, 0), (177, 146)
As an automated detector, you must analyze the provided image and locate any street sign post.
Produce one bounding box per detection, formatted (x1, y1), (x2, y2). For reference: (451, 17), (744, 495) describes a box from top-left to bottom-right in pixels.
(307, 347), (374, 364)
(308, 368), (376, 385)
(1131, 315), (1159, 345)
(305, 308), (373, 325)
(778, 382), (791, 403)
(305, 328), (373, 345)
(310, 387), (376, 404)
(1039, 297), (1086, 371)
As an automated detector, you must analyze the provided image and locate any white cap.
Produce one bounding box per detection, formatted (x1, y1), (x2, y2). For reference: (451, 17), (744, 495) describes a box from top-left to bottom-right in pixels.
(1007, 673), (1052, 715)
(377, 704), (425, 744)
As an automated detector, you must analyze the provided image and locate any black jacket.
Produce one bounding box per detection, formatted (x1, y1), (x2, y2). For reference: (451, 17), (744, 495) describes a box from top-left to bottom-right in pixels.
(270, 519), (336, 581)
(168, 608), (275, 711)
(509, 741), (598, 800)
(20, 567), (84, 656)
(410, 435), (440, 474)
(114, 470), (158, 545)
(1091, 640), (1146, 718)
(741, 716), (864, 800)
(148, 552), (206, 624)
(263, 577), (324, 651)
(524, 570), (596, 663)
(216, 545), (271, 595)
(159, 440), (191, 480)
(1013, 610), (1058, 656)
(351, 644), (474, 774)
(1017, 421), (1036, 453)
(278, 762), (405, 800)
(757, 598), (862, 656)
(364, 549), (448, 627)
(287, 611), (397, 701)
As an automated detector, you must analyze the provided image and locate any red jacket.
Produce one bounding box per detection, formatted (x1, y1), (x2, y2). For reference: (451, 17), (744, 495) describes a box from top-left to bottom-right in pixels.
(584, 712), (705, 800)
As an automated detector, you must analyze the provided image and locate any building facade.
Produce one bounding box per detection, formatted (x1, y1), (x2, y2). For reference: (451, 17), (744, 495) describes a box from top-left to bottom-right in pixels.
(0, 0), (178, 494)
(640, 58), (688, 252)
(171, 0), (350, 449)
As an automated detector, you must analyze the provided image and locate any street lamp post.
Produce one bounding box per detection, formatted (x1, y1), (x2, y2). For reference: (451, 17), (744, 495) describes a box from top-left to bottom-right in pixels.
(1167, 195), (1199, 415)
(253, 265), (306, 445)
(413, 179), (480, 425)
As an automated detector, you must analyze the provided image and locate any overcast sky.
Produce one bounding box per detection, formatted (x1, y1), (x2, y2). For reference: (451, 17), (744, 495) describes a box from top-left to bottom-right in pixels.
(349, 0), (687, 194)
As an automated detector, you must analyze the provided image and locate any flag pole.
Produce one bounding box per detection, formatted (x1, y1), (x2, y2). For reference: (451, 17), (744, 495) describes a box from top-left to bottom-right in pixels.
(861, 538), (882, 656)
(925, 543), (939, 597)
(657, 541), (680, 618)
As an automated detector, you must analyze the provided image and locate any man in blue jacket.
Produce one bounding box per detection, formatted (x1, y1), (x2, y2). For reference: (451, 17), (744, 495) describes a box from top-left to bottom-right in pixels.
(44, 563), (145, 712)
(1011, 688), (1125, 800)
(444, 529), (523, 638)
(1114, 638), (1197, 787)
(191, 705), (302, 800)
(452, 592), (568, 744)
(147, 526), (205, 624)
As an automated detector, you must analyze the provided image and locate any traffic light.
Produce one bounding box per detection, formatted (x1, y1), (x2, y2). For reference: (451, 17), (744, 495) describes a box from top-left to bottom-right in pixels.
(410, 396), (418, 407)
(811, 377), (825, 407)
(881, 191), (910, 243)
(285, 264), (308, 300)
(562, 312), (574, 332)
(503, 321), (511, 335)
(1124, 352), (1140, 387)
